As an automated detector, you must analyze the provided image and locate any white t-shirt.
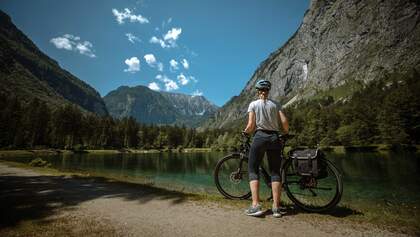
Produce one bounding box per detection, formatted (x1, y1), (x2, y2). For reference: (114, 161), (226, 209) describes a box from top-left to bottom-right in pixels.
(247, 99), (282, 132)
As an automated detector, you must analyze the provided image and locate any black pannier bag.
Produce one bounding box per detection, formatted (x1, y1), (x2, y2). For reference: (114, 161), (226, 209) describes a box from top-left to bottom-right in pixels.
(288, 148), (328, 178)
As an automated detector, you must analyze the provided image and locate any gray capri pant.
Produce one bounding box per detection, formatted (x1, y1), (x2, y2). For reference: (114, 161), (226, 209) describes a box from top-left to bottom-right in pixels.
(248, 130), (283, 182)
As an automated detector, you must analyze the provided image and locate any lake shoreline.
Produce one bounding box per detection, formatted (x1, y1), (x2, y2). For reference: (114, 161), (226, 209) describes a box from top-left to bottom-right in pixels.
(0, 148), (214, 157)
(0, 144), (418, 157)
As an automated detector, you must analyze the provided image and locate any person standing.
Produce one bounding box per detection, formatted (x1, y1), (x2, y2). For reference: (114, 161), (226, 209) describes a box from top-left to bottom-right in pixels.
(243, 79), (289, 217)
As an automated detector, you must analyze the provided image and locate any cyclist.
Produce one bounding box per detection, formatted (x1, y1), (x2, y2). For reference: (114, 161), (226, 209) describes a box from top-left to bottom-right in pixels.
(243, 79), (289, 217)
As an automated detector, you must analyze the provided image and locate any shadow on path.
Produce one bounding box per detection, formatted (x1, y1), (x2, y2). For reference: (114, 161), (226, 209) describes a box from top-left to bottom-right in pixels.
(273, 204), (363, 218)
(0, 171), (188, 228)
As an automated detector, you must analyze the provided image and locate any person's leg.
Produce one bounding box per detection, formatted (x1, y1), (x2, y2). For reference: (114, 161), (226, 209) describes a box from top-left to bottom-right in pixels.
(271, 181), (281, 208)
(248, 133), (265, 207)
(249, 180), (260, 206)
(266, 148), (282, 208)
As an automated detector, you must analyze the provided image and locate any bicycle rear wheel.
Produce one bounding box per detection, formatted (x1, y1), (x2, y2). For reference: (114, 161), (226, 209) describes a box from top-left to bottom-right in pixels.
(282, 157), (343, 212)
(214, 154), (251, 199)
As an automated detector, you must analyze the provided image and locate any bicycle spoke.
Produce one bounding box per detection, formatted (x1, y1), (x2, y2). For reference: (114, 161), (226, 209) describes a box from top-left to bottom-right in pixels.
(311, 187), (333, 191)
(283, 157), (343, 212)
(308, 189), (317, 197)
(214, 154), (251, 199)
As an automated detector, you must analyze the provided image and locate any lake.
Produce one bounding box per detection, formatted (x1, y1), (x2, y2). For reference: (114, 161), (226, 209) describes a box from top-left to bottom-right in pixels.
(2, 150), (420, 210)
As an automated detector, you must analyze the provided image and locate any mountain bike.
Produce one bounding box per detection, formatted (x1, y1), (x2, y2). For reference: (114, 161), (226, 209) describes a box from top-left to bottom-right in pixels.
(213, 133), (343, 212)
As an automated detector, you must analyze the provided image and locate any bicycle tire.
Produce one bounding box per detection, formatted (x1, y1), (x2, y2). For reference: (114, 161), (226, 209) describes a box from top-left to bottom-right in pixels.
(214, 153), (251, 199)
(282, 157), (343, 212)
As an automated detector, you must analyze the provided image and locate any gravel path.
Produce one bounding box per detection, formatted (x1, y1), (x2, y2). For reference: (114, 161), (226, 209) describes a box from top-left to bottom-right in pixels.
(0, 163), (410, 237)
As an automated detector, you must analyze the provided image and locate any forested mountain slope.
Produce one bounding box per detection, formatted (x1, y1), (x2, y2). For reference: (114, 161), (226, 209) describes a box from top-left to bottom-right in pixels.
(0, 10), (107, 115)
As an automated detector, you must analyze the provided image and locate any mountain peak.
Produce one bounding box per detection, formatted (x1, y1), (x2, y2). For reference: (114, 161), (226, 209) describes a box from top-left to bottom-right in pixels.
(103, 86), (218, 127)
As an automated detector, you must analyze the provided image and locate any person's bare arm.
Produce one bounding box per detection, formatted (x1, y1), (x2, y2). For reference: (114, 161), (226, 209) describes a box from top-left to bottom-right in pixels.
(243, 111), (256, 134)
(278, 111), (289, 134)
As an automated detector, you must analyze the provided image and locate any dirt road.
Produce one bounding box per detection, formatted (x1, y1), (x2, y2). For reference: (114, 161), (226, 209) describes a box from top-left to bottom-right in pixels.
(0, 163), (410, 237)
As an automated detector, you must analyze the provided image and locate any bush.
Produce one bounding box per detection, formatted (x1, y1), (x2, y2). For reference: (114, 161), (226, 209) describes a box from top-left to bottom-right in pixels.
(72, 144), (87, 153)
(176, 146), (184, 152)
(29, 158), (51, 167)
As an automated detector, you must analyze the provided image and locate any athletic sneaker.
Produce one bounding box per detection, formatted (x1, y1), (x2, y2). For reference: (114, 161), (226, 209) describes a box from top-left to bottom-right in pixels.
(272, 206), (287, 218)
(245, 204), (264, 216)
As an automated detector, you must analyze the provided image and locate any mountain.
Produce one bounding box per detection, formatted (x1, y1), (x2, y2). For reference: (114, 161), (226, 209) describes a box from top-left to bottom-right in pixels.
(103, 85), (218, 127)
(0, 10), (107, 115)
(205, 0), (420, 129)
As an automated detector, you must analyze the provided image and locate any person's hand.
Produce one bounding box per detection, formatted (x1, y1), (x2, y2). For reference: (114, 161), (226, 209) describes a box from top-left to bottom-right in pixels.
(241, 131), (249, 138)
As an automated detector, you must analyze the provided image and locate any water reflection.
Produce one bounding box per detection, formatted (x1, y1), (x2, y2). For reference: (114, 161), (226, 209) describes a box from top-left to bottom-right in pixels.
(2, 151), (420, 206)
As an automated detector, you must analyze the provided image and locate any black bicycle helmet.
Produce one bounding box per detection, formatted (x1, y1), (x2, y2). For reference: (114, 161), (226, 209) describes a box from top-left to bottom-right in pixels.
(255, 79), (271, 91)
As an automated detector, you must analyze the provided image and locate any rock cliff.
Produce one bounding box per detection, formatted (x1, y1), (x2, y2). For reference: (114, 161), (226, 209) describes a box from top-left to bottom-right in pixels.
(205, 0), (420, 129)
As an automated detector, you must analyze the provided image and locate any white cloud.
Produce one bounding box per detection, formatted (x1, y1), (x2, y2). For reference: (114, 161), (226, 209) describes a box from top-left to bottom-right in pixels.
(63, 34), (80, 41)
(157, 62), (163, 72)
(149, 37), (159, 44)
(177, 73), (189, 85)
(189, 76), (197, 83)
(169, 59), (179, 71)
(164, 28), (182, 41)
(124, 57), (140, 73)
(155, 74), (179, 91)
(144, 54), (157, 65)
(192, 90), (203, 97)
(50, 34), (96, 58)
(126, 33), (141, 43)
(149, 36), (169, 48)
(112, 8), (149, 24)
(75, 41), (96, 57)
(50, 37), (73, 50)
(148, 82), (160, 91)
(181, 58), (189, 69)
(144, 54), (163, 71)
(163, 79), (179, 91)
(149, 27), (182, 49)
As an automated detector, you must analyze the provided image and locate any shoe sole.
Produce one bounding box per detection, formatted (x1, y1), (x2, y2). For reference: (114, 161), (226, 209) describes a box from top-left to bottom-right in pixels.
(272, 210), (286, 218)
(246, 210), (264, 216)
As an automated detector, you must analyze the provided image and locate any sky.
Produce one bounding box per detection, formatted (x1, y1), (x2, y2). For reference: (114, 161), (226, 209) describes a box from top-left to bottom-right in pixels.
(0, 0), (309, 106)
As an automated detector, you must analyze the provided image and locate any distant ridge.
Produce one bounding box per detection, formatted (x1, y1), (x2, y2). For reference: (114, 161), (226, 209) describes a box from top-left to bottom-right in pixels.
(103, 85), (218, 127)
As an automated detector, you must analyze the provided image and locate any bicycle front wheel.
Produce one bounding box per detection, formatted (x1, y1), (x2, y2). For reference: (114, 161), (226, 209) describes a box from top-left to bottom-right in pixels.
(282, 157), (343, 212)
(214, 154), (251, 199)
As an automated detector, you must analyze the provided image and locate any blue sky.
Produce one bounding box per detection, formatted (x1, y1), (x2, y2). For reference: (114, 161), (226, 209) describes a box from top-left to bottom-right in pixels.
(1, 0), (309, 106)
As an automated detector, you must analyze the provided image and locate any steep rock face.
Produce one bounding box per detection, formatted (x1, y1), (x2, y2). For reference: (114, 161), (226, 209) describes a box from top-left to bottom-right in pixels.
(206, 0), (420, 129)
(0, 10), (107, 115)
(103, 85), (218, 126)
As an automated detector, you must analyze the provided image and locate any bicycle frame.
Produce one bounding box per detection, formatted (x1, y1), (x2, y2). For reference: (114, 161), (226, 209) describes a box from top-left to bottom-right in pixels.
(215, 133), (343, 211)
